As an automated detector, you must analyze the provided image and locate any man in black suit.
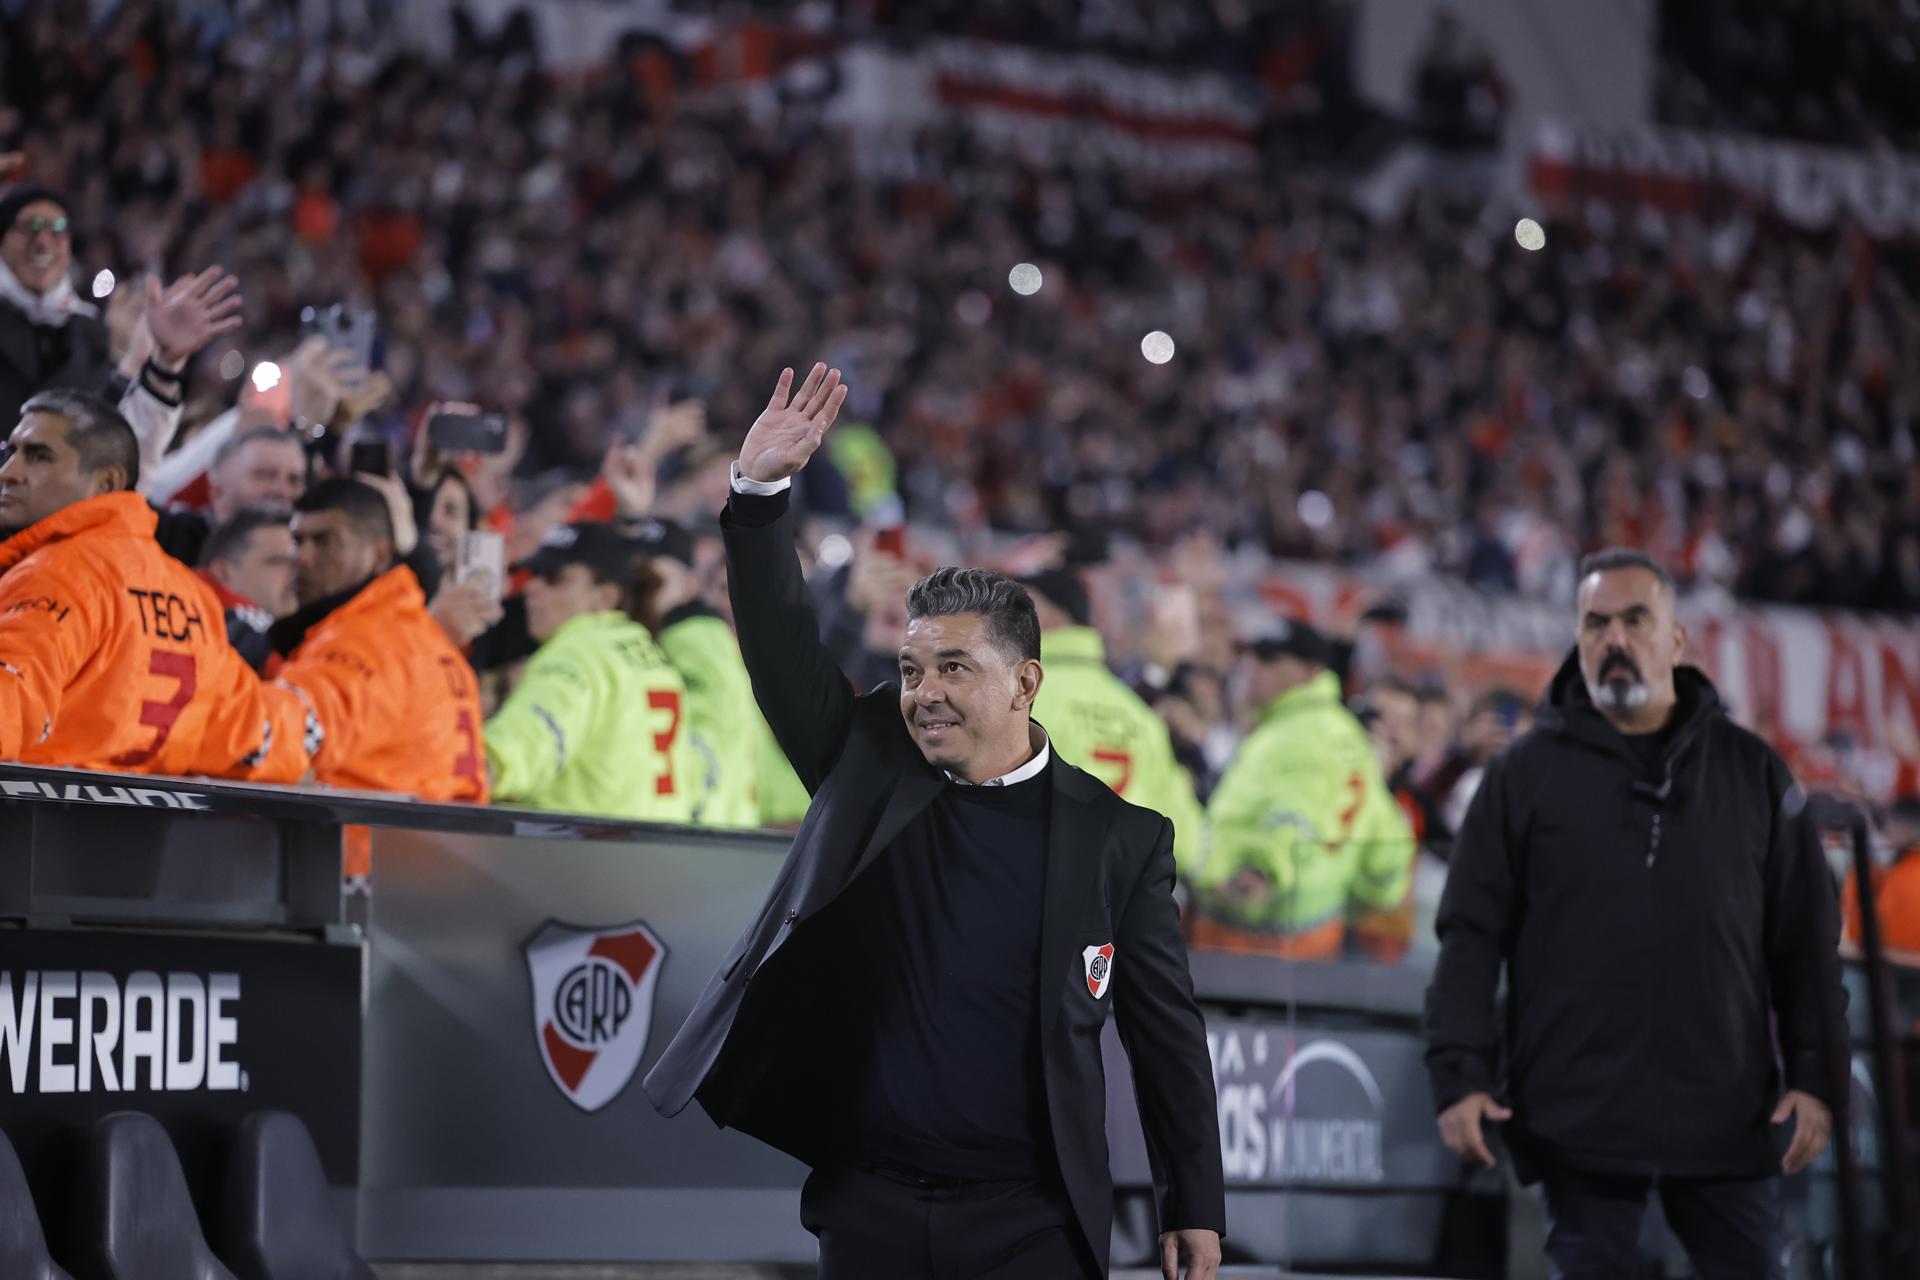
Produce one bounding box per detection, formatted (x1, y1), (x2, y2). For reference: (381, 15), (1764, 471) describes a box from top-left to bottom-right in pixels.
(645, 364), (1224, 1279)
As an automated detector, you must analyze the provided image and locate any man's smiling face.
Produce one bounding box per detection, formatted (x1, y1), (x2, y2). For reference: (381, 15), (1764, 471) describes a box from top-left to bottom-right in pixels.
(898, 611), (1031, 777)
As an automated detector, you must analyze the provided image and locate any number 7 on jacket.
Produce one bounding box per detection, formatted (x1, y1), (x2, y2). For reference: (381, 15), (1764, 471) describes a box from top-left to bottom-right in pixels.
(1091, 746), (1134, 797)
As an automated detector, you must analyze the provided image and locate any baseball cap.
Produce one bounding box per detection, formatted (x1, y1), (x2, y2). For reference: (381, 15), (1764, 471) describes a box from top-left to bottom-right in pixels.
(1239, 618), (1328, 666)
(513, 521), (633, 583)
(624, 516), (694, 568)
(1017, 567), (1091, 626)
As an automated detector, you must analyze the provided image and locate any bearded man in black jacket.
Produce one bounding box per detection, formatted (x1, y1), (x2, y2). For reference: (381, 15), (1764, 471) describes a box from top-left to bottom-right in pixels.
(1424, 548), (1846, 1279)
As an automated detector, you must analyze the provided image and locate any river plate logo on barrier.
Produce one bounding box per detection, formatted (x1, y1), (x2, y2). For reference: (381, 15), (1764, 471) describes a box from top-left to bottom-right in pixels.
(525, 920), (666, 1113)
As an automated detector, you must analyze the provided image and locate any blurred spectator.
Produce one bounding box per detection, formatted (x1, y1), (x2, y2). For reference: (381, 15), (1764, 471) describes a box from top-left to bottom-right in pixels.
(1842, 803), (1920, 954)
(1427, 687), (1532, 839)
(199, 505), (297, 674)
(1657, 0), (1920, 151)
(274, 478), (488, 802)
(1364, 676), (1423, 779)
(1876, 524), (1920, 614)
(1149, 662), (1236, 803)
(209, 427), (308, 525)
(1021, 565), (1206, 870)
(1411, 9), (1507, 147)
(0, 390), (306, 779)
(486, 521), (695, 819)
(415, 466), (480, 579)
(1192, 619), (1415, 961)
(0, 183), (241, 480)
(158, 424), (308, 565)
(1361, 675), (1451, 855)
(816, 530), (922, 693)
(0, 186), (102, 425)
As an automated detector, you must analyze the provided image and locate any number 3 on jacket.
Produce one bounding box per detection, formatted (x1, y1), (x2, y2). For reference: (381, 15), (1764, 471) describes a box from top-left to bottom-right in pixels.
(108, 651), (197, 767)
(648, 688), (683, 796)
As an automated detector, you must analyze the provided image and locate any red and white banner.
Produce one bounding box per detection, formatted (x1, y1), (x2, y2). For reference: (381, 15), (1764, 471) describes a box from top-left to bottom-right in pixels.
(831, 39), (1262, 179)
(1529, 118), (1920, 239)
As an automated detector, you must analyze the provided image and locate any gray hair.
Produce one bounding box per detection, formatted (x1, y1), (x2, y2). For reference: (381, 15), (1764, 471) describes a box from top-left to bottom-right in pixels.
(1577, 547), (1675, 594)
(19, 389), (139, 490)
(213, 424), (307, 473)
(906, 566), (1041, 664)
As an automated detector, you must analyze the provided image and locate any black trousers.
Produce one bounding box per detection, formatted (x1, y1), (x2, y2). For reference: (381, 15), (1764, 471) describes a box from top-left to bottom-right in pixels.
(800, 1163), (1099, 1280)
(1542, 1167), (1786, 1280)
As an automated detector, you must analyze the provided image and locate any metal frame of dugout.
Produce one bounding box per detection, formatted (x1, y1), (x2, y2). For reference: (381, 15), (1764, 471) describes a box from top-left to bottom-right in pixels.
(1, 763), (1907, 1277)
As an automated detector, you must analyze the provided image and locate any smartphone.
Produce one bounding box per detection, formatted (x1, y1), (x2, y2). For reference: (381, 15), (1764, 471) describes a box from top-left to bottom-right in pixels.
(428, 410), (509, 455)
(348, 439), (391, 477)
(874, 526), (907, 559)
(301, 303), (380, 370)
(456, 530), (506, 600)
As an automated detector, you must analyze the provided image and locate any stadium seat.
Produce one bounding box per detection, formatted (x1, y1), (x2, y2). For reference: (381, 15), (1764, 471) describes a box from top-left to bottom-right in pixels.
(216, 1110), (374, 1280)
(0, 1126), (72, 1280)
(83, 1112), (236, 1280)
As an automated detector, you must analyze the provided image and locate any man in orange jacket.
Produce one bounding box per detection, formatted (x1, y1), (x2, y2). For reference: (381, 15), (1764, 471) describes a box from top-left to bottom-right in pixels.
(0, 390), (311, 780)
(272, 477), (488, 803)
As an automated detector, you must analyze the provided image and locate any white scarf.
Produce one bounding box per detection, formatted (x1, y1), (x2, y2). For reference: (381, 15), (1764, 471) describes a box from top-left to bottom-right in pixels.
(0, 257), (97, 328)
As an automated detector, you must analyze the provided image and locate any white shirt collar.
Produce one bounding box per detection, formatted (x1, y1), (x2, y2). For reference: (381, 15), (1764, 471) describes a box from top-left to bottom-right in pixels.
(946, 724), (1051, 787)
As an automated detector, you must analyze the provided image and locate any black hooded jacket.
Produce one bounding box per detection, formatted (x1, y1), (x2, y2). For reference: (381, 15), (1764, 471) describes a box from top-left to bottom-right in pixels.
(1424, 654), (1847, 1180)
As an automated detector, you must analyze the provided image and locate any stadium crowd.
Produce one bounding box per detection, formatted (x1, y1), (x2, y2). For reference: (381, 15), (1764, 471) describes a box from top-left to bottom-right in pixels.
(2, 0), (1918, 961)
(1656, 0), (1920, 152)
(2, 1), (1916, 610)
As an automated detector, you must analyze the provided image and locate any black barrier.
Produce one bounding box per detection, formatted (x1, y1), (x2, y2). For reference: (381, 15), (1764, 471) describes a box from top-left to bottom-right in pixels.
(1104, 953), (1505, 1275)
(355, 818), (1499, 1272)
(0, 763), (366, 1264)
(5, 762), (1910, 1276)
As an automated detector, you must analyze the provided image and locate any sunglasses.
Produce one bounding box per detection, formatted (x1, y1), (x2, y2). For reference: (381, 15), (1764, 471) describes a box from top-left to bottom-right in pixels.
(10, 216), (68, 237)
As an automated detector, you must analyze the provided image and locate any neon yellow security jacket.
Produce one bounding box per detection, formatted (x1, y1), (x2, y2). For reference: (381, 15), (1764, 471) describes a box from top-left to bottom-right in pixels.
(1032, 626), (1205, 869)
(657, 606), (806, 828)
(1198, 670), (1413, 941)
(757, 722), (813, 826)
(485, 610), (697, 822)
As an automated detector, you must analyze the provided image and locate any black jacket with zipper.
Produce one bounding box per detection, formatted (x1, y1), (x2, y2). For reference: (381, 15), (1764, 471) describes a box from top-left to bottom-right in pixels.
(1423, 654), (1847, 1181)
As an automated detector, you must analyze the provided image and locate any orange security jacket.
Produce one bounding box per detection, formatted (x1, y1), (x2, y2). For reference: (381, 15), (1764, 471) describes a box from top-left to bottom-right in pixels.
(0, 493), (309, 781)
(273, 564), (489, 804)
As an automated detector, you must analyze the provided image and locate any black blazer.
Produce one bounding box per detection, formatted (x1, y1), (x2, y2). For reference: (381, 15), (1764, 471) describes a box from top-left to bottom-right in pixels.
(643, 489), (1225, 1267)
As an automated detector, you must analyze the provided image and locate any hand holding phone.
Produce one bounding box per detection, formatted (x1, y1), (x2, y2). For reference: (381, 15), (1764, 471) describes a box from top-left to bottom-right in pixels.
(456, 530), (506, 601)
(348, 439), (391, 477)
(429, 410), (509, 455)
(301, 303), (380, 371)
